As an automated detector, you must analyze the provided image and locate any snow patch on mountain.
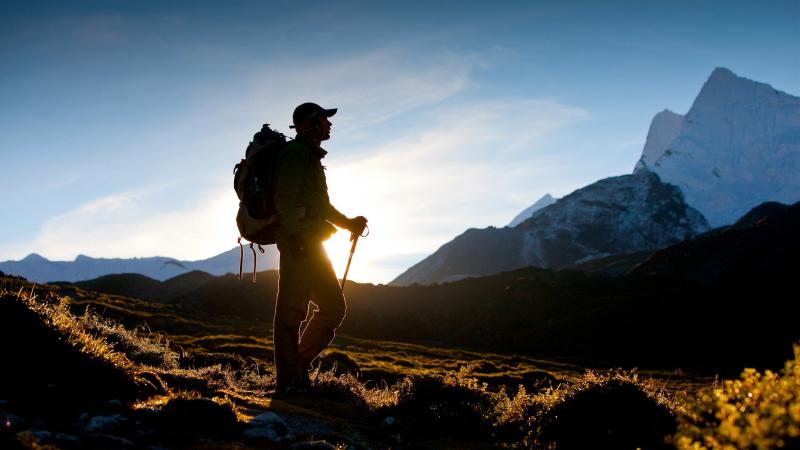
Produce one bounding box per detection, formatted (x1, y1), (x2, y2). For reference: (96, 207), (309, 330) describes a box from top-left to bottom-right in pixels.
(635, 67), (800, 226)
(508, 194), (557, 227)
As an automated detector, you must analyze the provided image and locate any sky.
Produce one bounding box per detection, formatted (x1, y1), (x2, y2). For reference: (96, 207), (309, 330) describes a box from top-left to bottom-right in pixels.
(1, 0), (798, 284)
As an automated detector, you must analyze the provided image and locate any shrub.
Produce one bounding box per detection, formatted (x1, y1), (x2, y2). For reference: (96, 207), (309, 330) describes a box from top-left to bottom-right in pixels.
(494, 370), (679, 448)
(390, 363), (497, 438)
(674, 345), (800, 450)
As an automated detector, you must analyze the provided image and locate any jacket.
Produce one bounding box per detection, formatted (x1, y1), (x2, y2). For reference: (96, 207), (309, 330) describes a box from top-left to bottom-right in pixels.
(273, 134), (349, 247)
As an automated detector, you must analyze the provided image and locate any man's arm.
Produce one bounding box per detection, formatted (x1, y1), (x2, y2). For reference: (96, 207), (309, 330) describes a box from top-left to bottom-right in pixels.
(328, 204), (367, 237)
(273, 145), (309, 237)
(326, 204), (350, 229)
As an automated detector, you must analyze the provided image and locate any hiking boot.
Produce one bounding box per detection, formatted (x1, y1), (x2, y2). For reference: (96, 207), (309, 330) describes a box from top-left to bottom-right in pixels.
(274, 373), (310, 398)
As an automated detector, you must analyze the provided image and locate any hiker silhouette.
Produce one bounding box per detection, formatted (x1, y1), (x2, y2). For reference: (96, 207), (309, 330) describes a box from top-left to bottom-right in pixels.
(271, 102), (367, 393)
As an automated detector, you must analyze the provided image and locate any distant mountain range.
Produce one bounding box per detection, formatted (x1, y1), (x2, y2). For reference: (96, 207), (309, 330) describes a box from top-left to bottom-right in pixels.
(392, 67), (800, 285)
(0, 246), (279, 283)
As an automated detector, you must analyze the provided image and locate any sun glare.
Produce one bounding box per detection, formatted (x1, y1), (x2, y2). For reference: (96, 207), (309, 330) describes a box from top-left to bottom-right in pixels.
(322, 159), (423, 285)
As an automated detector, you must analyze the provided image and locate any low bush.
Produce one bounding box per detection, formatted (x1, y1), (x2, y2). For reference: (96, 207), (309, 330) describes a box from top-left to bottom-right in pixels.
(674, 345), (800, 450)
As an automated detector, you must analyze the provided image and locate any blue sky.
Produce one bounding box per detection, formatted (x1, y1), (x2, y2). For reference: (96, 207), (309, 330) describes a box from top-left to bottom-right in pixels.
(1, 0), (798, 283)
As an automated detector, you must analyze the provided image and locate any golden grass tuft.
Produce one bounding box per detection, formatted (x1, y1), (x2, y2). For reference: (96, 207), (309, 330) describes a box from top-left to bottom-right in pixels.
(6, 283), (134, 371)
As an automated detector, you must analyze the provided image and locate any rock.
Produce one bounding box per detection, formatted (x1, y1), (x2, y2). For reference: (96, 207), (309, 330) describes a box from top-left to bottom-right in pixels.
(290, 440), (338, 450)
(29, 430), (54, 443)
(105, 399), (123, 409)
(0, 400), (8, 408)
(54, 432), (80, 444)
(243, 411), (293, 442)
(85, 414), (127, 433)
(381, 416), (397, 427)
(283, 414), (335, 437)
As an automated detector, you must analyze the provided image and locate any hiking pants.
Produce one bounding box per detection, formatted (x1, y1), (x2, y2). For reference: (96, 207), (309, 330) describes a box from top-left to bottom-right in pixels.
(273, 241), (346, 389)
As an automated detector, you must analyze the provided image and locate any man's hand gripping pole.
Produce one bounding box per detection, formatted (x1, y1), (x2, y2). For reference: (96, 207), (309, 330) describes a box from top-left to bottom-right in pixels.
(340, 221), (368, 291)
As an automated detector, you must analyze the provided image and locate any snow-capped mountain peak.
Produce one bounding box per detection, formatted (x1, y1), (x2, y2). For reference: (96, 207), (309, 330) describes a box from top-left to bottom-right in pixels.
(634, 109), (683, 172)
(635, 67), (800, 226)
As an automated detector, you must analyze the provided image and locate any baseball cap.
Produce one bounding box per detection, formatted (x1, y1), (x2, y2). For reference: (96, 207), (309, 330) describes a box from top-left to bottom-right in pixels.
(290, 102), (337, 128)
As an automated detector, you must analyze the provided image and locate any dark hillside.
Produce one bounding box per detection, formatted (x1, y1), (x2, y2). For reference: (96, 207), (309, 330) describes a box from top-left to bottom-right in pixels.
(75, 272), (162, 299)
(58, 202), (800, 371)
(631, 201), (800, 282)
(0, 290), (144, 413)
(74, 270), (218, 302)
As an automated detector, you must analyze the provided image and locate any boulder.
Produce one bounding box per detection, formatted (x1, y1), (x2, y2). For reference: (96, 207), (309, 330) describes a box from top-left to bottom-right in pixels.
(243, 411), (293, 442)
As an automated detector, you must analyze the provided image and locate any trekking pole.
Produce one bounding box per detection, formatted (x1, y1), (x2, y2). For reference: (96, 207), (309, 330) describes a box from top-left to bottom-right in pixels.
(340, 233), (359, 291)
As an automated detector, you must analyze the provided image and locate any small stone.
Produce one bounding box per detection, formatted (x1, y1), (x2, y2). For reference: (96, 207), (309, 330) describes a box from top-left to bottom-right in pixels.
(29, 430), (54, 443)
(243, 411), (293, 442)
(381, 416), (397, 427)
(0, 400), (8, 408)
(54, 432), (79, 443)
(106, 399), (123, 408)
(85, 414), (127, 433)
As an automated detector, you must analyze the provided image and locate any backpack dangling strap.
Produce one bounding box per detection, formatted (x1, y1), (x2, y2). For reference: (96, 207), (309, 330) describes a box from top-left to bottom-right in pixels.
(249, 242), (257, 283)
(258, 244), (265, 254)
(237, 237), (244, 279)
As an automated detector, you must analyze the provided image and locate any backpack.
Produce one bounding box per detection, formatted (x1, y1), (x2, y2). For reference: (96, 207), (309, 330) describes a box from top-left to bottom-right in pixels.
(233, 124), (287, 280)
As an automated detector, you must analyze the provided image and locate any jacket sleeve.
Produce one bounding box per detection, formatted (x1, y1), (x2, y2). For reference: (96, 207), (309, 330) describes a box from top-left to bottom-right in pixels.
(273, 145), (309, 236)
(326, 203), (350, 229)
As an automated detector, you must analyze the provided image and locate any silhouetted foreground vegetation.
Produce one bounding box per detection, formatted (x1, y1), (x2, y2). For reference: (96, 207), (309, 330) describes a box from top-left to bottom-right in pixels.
(2, 276), (798, 449)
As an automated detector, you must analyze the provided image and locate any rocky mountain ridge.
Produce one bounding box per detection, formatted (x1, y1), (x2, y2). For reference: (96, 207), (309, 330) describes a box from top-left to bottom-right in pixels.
(392, 170), (708, 285)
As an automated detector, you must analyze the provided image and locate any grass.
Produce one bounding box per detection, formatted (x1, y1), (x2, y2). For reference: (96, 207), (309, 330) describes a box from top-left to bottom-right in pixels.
(3, 274), (798, 449)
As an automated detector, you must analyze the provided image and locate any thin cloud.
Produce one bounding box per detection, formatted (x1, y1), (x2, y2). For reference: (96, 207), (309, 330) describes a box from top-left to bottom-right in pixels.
(324, 97), (588, 282)
(26, 185), (239, 261)
(212, 47), (475, 139)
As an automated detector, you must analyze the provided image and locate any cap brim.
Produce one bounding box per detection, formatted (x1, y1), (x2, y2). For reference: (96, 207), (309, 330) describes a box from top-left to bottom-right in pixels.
(324, 108), (337, 117)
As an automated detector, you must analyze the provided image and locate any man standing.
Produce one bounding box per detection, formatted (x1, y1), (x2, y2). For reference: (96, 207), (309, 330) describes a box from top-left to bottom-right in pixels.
(272, 102), (367, 393)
